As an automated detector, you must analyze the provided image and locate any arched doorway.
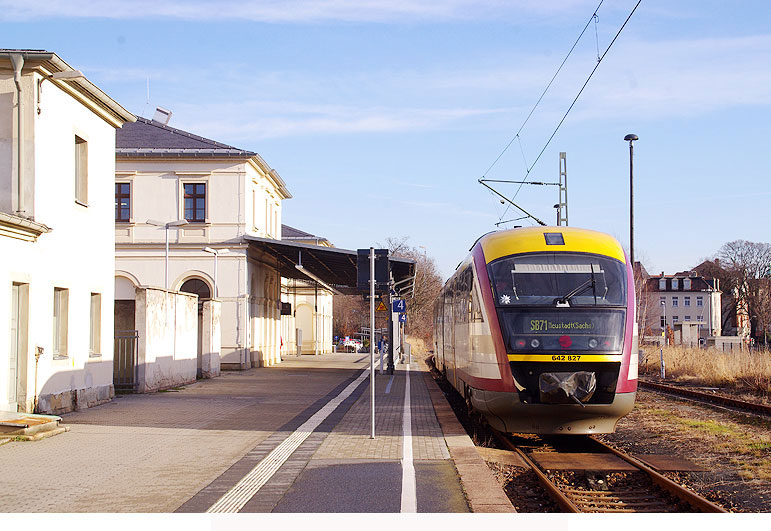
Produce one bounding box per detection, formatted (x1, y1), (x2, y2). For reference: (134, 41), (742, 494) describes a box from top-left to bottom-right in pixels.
(179, 277), (212, 378)
(114, 275), (139, 393)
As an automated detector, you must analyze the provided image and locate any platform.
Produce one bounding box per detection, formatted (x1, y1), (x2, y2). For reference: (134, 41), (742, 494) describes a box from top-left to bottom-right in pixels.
(0, 352), (513, 513)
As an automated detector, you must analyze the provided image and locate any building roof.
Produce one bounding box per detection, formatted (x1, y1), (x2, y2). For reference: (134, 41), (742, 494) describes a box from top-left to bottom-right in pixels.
(246, 235), (414, 296)
(281, 224), (332, 246)
(116, 116), (292, 199)
(645, 273), (716, 293)
(0, 49), (135, 126)
(116, 117), (256, 157)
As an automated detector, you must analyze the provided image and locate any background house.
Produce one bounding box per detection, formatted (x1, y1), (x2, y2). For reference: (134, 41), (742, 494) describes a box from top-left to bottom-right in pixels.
(0, 50), (134, 413)
(114, 112), (291, 369)
(644, 270), (722, 345)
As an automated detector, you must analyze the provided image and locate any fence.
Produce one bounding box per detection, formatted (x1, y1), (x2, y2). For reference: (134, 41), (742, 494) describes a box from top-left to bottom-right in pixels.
(114, 329), (139, 393)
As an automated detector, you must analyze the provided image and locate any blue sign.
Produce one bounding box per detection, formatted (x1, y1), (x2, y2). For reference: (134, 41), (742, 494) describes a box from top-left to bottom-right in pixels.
(399, 313), (407, 323)
(334, 336), (339, 341)
(392, 299), (406, 313)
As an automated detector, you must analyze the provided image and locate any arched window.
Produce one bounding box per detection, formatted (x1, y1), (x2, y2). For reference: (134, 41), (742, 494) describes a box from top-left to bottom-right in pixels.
(179, 278), (211, 301)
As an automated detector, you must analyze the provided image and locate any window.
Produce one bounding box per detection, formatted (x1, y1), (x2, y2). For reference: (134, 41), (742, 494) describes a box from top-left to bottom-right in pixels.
(90, 293), (101, 356)
(684, 296), (690, 307)
(660, 316), (666, 327)
(673, 315), (679, 323)
(75, 136), (88, 204)
(671, 278), (679, 290)
(53, 288), (69, 357)
(489, 253), (627, 307)
(697, 315), (704, 322)
(683, 278), (692, 290)
(115, 183), (130, 222)
(685, 315), (691, 321)
(184, 183), (206, 222)
(659, 278), (667, 290)
(697, 296), (704, 307)
(672, 297), (678, 307)
(264, 198), (269, 233)
(659, 296), (666, 306)
(252, 190), (257, 229)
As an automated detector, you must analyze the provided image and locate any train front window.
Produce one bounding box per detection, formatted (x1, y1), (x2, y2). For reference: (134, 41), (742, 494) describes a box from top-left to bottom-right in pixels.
(490, 253), (626, 307)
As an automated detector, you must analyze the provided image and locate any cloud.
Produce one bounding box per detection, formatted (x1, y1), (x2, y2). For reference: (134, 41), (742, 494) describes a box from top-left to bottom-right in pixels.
(175, 101), (509, 139)
(0, 0), (600, 23)
(562, 35), (771, 120)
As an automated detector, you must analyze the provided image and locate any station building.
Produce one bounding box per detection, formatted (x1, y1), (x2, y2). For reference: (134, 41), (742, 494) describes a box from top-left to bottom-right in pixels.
(280, 225), (334, 356)
(0, 50), (134, 413)
(114, 112), (291, 369)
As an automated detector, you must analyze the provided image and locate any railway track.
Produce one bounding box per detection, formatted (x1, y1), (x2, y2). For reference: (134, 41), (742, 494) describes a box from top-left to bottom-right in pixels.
(493, 431), (727, 513)
(639, 379), (771, 417)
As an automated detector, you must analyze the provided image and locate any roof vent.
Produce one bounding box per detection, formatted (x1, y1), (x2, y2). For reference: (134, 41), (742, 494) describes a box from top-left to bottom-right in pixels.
(152, 106), (172, 125)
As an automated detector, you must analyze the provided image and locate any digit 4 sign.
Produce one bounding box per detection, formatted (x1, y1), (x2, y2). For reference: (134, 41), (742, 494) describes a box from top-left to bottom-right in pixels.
(392, 299), (406, 313)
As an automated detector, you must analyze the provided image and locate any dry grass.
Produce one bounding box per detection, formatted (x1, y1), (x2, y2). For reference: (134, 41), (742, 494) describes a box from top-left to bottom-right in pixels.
(639, 345), (771, 396)
(406, 336), (431, 360)
(621, 397), (771, 487)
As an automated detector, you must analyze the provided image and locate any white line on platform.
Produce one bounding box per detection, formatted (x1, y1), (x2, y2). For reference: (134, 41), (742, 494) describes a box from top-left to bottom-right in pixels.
(385, 375), (395, 394)
(400, 364), (417, 513)
(206, 369), (369, 513)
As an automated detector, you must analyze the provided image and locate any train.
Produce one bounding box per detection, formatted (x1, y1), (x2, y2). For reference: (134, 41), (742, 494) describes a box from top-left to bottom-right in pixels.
(433, 226), (638, 434)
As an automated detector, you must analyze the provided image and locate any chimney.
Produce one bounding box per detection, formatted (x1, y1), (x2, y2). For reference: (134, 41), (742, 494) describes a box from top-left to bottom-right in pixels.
(152, 106), (172, 125)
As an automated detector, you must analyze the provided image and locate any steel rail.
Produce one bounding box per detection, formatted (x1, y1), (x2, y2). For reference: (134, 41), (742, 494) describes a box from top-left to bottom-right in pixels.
(493, 431), (580, 512)
(588, 436), (727, 513)
(639, 380), (771, 416)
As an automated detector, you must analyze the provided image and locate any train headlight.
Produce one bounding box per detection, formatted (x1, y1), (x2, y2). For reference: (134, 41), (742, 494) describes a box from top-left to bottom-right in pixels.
(515, 338), (527, 349)
(530, 338), (541, 348)
(588, 338), (599, 349)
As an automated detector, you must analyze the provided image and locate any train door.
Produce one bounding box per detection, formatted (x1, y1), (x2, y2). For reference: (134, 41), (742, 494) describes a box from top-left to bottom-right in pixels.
(443, 280), (456, 388)
(455, 266), (472, 378)
(435, 300), (444, 372)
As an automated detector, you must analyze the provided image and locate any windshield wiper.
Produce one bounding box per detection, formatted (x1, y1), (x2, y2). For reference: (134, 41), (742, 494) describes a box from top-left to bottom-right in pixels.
(554, 266), (597, 306)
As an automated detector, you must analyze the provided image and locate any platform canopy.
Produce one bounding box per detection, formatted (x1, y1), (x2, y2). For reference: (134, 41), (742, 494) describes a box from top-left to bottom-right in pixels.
(245, 235), (415, 296)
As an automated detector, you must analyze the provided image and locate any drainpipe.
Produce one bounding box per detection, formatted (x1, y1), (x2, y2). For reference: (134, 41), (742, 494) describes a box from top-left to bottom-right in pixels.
(10, 53), (25, 217)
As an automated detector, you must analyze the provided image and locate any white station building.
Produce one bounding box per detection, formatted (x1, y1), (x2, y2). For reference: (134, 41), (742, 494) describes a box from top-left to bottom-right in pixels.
(0, 50), (134, 414)
(114, 113), (292, 369)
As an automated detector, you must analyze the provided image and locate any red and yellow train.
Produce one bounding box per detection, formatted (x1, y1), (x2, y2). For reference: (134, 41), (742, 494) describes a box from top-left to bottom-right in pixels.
(433, 226), (638, 434)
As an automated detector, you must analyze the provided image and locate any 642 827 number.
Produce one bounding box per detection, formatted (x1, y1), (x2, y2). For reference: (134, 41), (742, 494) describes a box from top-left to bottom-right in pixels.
(551, 355), (581, 362)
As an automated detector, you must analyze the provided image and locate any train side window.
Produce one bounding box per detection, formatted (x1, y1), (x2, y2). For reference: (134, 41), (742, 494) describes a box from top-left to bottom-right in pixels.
(471, 275), (484, 322)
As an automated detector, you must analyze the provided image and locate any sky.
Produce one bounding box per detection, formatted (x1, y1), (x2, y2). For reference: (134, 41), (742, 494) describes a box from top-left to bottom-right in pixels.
(3, 0), (769, 280)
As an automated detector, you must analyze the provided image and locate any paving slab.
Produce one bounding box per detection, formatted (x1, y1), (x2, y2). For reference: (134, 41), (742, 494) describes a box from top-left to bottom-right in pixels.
(0, 352), (512, 513)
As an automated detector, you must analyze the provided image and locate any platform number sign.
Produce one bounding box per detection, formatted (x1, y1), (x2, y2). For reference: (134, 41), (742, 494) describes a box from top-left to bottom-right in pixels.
(392, 299), (406, 313)
(399, 314), (407, 323)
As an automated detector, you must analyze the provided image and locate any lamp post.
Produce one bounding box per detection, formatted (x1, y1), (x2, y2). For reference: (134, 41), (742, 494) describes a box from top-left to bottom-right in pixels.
(147, 219), (188, 289)
(624, 134), (638, 267)
(203, 247), (230, 298)
(660, 299), (667, 379)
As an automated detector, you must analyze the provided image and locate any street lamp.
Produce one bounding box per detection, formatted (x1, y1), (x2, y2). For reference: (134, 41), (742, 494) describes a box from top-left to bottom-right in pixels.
(147, 219), (188, 289)
(660, 299), (667, 379)
(624, 134), (638, 267)
(203, 247), (230, 298)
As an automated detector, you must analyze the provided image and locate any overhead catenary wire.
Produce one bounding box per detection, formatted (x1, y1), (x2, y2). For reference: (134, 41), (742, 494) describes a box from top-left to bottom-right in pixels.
(488, 0), (642, 228)
(507, 0), (642, 205)
(480, 0), (605, 181)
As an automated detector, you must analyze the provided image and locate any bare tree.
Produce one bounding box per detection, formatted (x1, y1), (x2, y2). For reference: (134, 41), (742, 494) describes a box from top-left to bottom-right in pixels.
(716, 240), (771, 341)
(632, 260), (653, 340)
(381, 237), (444, 343)
(332, 294), (368, 339)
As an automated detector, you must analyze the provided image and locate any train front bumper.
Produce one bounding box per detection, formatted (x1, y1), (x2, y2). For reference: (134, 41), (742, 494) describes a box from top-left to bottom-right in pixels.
(470, 388), (636, 435)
